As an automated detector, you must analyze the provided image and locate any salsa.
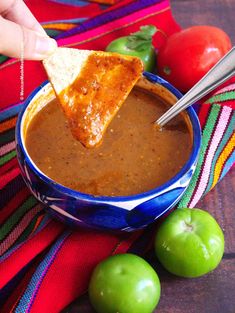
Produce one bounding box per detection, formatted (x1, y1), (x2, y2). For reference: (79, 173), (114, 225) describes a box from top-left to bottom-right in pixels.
(25, 87), (191, 197)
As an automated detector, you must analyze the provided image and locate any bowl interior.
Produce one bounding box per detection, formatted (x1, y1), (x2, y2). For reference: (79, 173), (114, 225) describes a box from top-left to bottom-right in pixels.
(18, 75), (200, 204)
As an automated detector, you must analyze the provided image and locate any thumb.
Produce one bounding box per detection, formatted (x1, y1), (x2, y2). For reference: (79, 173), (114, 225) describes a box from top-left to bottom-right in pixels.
(0, 16), (57, 60)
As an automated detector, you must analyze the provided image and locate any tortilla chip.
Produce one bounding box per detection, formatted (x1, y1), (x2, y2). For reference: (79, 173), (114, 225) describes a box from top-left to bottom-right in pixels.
(43, 48), (143, 148)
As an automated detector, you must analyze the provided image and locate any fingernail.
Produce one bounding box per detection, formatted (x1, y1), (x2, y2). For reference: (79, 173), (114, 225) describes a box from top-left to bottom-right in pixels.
(35, 36), (57, 59)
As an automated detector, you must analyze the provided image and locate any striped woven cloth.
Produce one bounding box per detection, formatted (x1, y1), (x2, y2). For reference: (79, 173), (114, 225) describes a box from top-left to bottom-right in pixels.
(0, 0), (234, 312)
(178, 86), (235, 208)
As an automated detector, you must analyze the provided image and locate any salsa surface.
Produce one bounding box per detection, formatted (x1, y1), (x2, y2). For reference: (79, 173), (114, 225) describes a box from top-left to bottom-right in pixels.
(25, 88), (191, 196)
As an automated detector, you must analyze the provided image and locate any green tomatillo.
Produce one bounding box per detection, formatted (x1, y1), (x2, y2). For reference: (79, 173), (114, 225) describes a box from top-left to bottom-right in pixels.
(106, 25), (157, 72)
(88, 253), (161, 313)
(154, 207), (224, 278)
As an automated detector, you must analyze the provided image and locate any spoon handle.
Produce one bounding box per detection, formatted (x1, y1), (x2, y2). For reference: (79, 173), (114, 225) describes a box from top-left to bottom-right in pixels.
(157, 47), (235, 127)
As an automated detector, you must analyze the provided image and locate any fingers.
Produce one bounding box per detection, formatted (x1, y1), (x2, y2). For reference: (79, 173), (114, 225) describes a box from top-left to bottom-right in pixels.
(0, 16), (57, 60)
(0, 0), (46, 35)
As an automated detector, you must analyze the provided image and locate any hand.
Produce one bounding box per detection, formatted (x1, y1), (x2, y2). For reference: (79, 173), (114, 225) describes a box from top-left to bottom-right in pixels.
(0, 0), (57, 60)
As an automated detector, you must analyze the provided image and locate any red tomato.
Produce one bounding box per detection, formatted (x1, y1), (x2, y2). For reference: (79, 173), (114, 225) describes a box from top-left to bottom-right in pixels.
(157, 26), (232, 92)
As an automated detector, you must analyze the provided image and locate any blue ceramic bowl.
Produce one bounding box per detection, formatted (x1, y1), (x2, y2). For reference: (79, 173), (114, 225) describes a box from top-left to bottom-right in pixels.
(16, 73), (201, 232)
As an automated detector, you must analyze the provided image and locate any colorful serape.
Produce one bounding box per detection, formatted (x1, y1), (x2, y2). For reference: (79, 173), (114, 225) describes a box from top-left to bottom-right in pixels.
(178, 84), (235, 208)
(0, 0), (234, 312)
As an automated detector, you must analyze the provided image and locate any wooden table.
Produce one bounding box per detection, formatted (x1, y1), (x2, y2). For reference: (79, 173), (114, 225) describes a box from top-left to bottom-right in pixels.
(65, 1), (235, 312)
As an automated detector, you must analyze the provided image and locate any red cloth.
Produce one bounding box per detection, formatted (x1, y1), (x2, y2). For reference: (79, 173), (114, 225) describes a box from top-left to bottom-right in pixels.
(0, 1), (181, 312)
(26, 0), (101, 22)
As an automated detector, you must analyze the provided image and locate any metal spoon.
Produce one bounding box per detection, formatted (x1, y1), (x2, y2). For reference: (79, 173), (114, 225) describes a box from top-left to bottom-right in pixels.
(156, 47), (235, 127)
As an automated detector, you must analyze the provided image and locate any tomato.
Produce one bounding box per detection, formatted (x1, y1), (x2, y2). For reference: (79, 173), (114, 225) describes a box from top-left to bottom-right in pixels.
(88, 253), (161, 313)
(154, 208), (224, 278)
(157, 25), (232, 92)
(106, 25), (157, 72)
